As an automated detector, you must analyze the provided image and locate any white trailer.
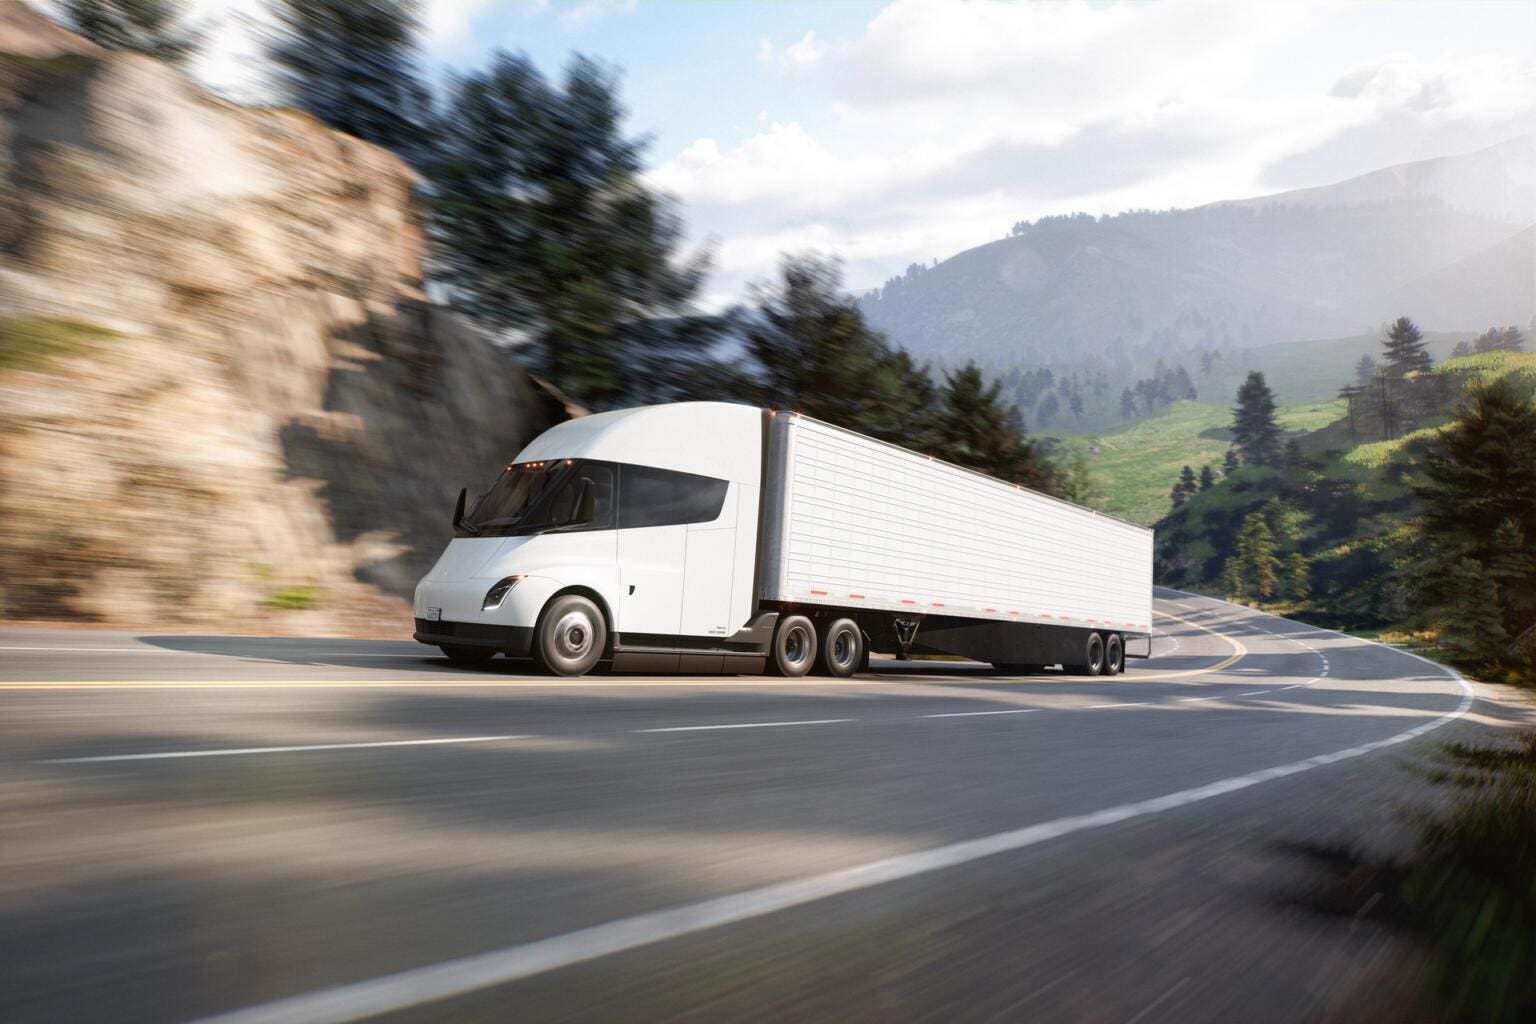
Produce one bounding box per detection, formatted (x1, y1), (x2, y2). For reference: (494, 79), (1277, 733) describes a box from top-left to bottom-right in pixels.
(413, 402), (1153, 676)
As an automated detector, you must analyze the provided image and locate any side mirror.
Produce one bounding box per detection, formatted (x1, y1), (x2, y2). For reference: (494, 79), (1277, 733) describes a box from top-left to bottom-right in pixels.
(452, 487), (467, 529)
(572, 479), (596, 526)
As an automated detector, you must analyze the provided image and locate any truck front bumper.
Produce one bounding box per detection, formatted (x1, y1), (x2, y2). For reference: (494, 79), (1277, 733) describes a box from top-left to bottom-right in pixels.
(413, 619), (534, 656)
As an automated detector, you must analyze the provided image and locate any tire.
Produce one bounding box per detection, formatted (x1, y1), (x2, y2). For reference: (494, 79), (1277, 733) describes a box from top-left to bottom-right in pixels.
(1068, 633), (1105, 677)
(771, 614), (817, 677)
(1104, 634), (1124, 675)
(534, 594), (606, 677)
(818, 618), (863, 678)
(441, 644), (495, 667)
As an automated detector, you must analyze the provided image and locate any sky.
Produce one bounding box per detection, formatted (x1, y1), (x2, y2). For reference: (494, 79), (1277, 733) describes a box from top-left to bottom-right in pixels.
(62, 0), (1536, 306)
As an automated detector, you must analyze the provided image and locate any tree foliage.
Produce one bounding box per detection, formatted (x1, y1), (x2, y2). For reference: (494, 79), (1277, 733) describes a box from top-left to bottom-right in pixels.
(1236, 511), (1280, 599)
(61, 0), (200, 64)
(1382, 316), (1432, 376)
(430, 53), (716, 407)
(1231, 371), (1281, 466)
(1409, 377), (1536, 669)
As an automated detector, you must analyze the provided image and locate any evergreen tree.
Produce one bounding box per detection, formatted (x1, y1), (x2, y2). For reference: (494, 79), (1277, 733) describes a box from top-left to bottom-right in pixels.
(1354, 353), (1377, 388)
(1338, 383), (1365, 443)
(1286, 551), (1311, 601)
(1119, 388), (1136, 420)
(1410, 378), (1536, 665)
(1231, 371), (1281, 466)
(265, 0), (434, 168)
(61, 0), (200, 64)
(1473, 325), (1526, 354)
(1381, 316), (1431, 376)
(1450, 340), (1473, 359)
(1037, 392), (1060, 427)
(1223, 448), (1240, 474)
(1283, 438), (1305, 475)
(1436, 558), (1507, 661)
(1059, 450), (1100, 507)
(1170, 465), (1198, 508)
(1237, 512), (1279, 599)
(1221, 558), (1244, 601)
(432, 53), (716, 406)
(1199, 464), (1216, 491)
(935, 363), (1060, 493)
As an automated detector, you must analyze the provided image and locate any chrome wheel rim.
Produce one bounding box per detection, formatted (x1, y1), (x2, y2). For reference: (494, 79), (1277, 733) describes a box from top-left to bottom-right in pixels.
(1088, 639), (1103, 673)
(783, 625), (810, 668)
(553, 610), (594, 661)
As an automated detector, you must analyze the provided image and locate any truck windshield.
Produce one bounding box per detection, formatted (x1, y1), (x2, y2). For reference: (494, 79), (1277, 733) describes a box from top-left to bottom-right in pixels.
(459, 460), (615, 537)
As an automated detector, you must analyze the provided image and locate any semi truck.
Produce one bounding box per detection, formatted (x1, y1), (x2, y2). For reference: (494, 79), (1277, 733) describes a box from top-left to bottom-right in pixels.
(413, 402), (1153, 677)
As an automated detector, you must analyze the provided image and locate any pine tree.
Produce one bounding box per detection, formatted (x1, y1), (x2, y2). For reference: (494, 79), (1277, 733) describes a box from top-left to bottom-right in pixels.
(61, 0), (200, 64)
(1119, 388), (1136, 419)
(265, 0), (434, 168)
(432, 53), (717, 406)
(1338, 383), (1365, 443)
(1436, 558), (1507, 660)
(1199, 464), (1216, 491)
(1354, 353), (1377, 388)
(1221, 558), (1244, 601)
(936, 363), (1060, 493)
(1382, 316), (1431, 376)
(1223, 448), (1240, 474)
(1237, 512), (1279, 599)
(1170, 465), (1198, 508)
(1286, 551), (1311, 601)
(1283, 438), (1305, 476)
(1231, 371), (1281, 466)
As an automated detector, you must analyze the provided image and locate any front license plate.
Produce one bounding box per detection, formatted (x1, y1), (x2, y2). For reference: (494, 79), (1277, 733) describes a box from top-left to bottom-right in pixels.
(425, 607), (443, 622)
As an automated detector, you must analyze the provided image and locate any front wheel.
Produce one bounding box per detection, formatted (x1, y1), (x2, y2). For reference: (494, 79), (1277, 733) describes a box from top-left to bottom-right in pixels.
(535, 594), (606, 677)
(818, 618), (863, 677)
(1068, 632), (1105, 676)
(441, 644), (495, 667)
(771, 614), (817, 677)
(1104, 634), (1124, 675)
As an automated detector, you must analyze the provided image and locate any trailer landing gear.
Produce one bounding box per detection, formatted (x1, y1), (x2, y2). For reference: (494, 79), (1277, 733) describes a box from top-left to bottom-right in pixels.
(892, 617), (921, 661)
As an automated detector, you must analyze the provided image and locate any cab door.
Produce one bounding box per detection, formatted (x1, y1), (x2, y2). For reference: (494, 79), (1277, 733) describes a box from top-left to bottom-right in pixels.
(680, 486), (739, 638)
(616, 525), (685, 636)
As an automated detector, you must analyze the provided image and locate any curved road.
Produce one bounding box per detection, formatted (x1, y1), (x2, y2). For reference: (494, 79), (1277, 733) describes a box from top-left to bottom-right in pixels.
(0, 590), (1477, 1022)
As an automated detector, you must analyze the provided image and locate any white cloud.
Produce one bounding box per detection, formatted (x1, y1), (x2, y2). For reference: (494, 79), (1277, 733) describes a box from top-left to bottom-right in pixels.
(558, 0), (638, 30)
(653, 0), (1536, 305)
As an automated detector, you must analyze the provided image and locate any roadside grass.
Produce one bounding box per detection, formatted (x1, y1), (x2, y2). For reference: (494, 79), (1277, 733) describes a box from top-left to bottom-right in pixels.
(1059, 399), (1346, 525)
(1305, 732), (1536, 1023)
(263, 584), (320, 611)
(0, 317), (120, 374)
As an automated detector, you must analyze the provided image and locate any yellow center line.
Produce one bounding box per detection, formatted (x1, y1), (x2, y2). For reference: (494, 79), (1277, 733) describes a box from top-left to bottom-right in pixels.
(0, 611), (1247, 690)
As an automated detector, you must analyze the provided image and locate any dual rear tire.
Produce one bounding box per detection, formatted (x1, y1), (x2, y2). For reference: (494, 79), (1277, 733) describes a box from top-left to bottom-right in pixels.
(1068, 632), (1124, 676)
(770, 615), (864, 678)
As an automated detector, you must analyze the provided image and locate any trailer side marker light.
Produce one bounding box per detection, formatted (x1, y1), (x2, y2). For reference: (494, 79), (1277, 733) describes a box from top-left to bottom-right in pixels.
(985, 608), (997, 613)
(848, 594), (865, 600)
(900, 599), (916, 605)
(809, 589), (828, 596)
(930, 602), (945, 608)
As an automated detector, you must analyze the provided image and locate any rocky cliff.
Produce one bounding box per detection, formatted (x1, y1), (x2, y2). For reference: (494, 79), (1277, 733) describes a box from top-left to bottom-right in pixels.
(0, 5), (562, 633)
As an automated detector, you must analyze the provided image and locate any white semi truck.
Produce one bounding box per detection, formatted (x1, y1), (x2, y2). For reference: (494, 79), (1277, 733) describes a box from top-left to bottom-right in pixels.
(413, 402), (1153, 677)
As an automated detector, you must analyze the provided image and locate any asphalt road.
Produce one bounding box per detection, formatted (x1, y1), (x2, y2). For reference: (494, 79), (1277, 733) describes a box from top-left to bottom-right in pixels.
(0, 589), (1478, 1023)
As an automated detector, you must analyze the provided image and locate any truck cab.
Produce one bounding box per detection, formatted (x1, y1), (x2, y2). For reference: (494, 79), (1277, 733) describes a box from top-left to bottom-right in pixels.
(413, 402), (767, 674)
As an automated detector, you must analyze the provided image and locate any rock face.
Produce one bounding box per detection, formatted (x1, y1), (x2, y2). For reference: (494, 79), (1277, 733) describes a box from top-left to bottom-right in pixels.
(0, 6), (562, 633)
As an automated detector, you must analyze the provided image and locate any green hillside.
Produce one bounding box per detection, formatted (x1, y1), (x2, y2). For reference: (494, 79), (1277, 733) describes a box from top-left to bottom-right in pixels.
(1056, 398), (1345, 525)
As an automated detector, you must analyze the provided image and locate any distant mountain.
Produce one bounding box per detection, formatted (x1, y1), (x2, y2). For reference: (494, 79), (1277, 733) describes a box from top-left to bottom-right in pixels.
(861, 137), (1535, 370)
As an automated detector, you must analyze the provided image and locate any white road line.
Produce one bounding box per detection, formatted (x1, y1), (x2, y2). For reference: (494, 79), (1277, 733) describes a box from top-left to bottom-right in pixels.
(1087, 702), (1151, 709)
(922, 709), (1038, 719)
(43, 735), (528, 764)
(1178, 695), (1226, 702)
(190, 649), (1474, 1024)
(0, 645), (423, 659)
(636, 719), (854, 734)
(1239, 690), (1271, 697)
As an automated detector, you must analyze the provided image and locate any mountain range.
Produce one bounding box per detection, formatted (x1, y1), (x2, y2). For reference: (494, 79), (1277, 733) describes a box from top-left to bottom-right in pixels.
(861, 137), (1535, 370)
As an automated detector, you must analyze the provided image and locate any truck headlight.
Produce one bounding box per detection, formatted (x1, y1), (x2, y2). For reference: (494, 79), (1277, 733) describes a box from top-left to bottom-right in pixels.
(482, 576), (526, 611)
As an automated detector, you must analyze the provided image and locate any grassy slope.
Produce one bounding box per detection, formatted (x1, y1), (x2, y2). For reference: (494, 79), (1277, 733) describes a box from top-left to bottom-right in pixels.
(1058, 398), (1345, 525)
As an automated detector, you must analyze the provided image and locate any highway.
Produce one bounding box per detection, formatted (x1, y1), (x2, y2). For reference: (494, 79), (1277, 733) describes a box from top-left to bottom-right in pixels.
(0, 589), (1479, 1023)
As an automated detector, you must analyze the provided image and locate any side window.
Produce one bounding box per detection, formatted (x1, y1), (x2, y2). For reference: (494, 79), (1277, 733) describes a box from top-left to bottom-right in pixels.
(525, 462), (615, 531)
(619, 465), (729, 528)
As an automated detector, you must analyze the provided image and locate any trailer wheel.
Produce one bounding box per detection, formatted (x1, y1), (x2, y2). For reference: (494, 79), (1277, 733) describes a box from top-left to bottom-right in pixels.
(1069, 633), (1105, 676)
(441, 644), (495, 667)
(534, 594), (606, 677)
(771, 614), (817, 677)
(818, 618), (863, 677)
(1104, 634), (1124, 675)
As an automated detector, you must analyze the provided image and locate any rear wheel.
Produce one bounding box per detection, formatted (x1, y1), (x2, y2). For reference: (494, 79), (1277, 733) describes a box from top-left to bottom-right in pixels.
(818, 618), (863, 677)
(1068, 633), (1105, 676)
(535, 594), (606, 677)
(441, 644), (495, 667)
(1105, 634), (1124, 675)
(771, 614), (817, 677)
